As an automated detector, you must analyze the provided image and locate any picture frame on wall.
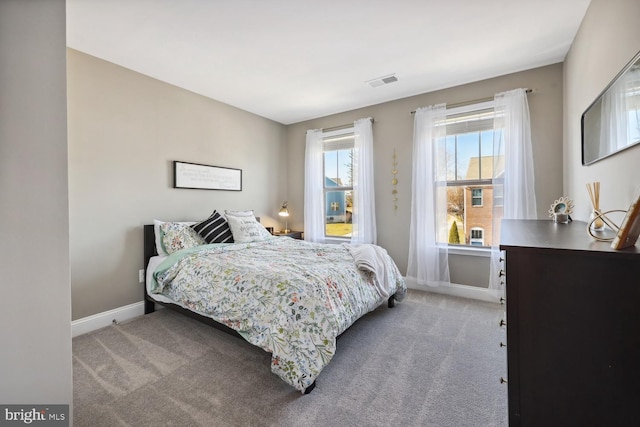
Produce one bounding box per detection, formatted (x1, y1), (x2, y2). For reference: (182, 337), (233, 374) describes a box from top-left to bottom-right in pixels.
(173, 161), (242, 191)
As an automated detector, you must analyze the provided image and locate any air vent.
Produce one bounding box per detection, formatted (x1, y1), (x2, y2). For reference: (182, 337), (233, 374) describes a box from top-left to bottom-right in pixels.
(366, 74), (398, 88)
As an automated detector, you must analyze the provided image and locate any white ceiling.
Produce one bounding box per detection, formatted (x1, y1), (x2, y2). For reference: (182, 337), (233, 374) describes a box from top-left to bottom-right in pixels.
(66, 0), (591, 125)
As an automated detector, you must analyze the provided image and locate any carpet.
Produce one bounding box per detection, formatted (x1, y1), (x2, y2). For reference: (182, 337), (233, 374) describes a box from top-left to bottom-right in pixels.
(73, 290), (508, 426)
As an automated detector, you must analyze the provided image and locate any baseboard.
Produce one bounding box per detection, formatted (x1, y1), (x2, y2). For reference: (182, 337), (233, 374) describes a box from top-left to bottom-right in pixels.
(72, 301), (146, 337)
(405, 278), (501, 303)
(72, 281), (497, 338)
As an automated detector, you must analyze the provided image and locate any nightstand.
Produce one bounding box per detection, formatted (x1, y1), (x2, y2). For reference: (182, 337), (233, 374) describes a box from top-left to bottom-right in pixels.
(273, 231), (303, 240)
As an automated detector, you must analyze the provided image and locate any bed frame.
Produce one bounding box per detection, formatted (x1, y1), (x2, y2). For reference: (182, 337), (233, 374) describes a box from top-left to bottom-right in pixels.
(143, 224), (397, 393)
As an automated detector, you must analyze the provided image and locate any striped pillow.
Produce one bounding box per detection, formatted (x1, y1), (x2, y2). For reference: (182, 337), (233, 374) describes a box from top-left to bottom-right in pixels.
(191, 210), (234, 244)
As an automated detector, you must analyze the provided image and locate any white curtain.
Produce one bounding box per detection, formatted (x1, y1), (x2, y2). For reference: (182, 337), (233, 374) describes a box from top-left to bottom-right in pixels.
(489, 89), (537, 295)
(351, 118), (376, 244)
(303, 129), (325, 242)
(407, 104), (450, 287)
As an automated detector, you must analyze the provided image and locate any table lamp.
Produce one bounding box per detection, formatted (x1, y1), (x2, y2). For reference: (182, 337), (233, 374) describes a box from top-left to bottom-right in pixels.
(278, 201), (290, 233)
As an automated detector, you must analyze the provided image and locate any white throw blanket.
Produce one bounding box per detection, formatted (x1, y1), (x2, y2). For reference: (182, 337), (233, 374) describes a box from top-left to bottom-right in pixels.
(343, 243), (393, 299)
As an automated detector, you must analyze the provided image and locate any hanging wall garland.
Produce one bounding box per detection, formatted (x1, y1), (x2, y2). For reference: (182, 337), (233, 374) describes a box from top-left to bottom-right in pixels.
(392, 148), (398, 212)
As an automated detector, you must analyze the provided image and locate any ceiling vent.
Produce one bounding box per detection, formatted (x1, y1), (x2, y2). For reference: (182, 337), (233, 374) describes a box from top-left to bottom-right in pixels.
(366, 74), (398, 88)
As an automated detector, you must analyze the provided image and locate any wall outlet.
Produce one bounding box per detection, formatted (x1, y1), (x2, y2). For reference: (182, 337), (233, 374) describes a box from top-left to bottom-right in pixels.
(138, 269), (145, 283)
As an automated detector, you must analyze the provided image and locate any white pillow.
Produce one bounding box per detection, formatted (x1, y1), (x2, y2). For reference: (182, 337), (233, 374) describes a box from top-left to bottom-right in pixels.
(224, 209), (255, 217)
(225, 211), (272, 243)
(153, 219), (197, 256)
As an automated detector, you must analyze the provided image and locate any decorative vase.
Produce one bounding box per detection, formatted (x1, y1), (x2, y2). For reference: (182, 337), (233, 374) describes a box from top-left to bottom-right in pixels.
(590, 210), (605, 231)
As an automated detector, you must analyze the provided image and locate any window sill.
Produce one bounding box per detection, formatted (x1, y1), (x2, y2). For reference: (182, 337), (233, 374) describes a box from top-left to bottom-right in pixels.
(445, 245), (492, 257)
(324, 237), (350, 244)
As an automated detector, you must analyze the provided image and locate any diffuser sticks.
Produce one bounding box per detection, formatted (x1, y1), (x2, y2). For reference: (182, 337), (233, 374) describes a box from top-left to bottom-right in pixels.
(586, 182), (604, 230)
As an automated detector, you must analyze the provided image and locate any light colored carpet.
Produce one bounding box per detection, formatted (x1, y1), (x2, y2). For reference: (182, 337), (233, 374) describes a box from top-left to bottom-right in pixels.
(73, 290), (508, 426)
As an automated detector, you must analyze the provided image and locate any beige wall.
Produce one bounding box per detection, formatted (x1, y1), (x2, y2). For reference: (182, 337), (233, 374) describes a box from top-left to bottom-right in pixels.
(287, 64), (564, 286)
(1, 0), (634, 409)
(0, 0), (72, 405)
(67, 49), (288, 320)
(564, 0), (640, 220)
(68, 0), (640, 315)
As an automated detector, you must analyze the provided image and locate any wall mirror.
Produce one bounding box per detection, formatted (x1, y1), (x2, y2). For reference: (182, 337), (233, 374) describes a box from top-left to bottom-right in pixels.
(581, 50), (640, 165)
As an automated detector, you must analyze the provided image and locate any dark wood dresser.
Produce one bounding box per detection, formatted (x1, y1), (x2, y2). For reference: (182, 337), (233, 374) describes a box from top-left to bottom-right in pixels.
(500, 219), (640, 427)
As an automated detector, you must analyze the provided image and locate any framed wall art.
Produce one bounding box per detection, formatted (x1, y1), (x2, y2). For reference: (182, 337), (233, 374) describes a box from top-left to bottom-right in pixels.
(173, 161), (242, 191)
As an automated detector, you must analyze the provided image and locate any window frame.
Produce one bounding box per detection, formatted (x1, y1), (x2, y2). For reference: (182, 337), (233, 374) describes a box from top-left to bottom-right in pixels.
(471, 188), (483, 207)
(469, 227), (485, 246)
(322, 127), (355, 240)
(435, 100), (501, 249)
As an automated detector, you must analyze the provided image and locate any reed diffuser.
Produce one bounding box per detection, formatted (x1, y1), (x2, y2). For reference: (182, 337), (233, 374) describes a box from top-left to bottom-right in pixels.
(586, 182), (605, 230)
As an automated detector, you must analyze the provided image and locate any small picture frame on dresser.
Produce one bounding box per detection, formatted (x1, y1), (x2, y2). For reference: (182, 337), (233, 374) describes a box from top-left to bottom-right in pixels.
(611, 193), (640, 249)
(548, 196), (574, 224)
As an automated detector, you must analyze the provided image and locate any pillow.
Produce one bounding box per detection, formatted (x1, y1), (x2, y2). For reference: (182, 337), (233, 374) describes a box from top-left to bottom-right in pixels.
(224, 209), (255, 217)
(225, 211), (272, 243)
(224, 210), (273, 239)
(153, 219), (196, 256)
(159, 221), (206, 254)
(191, 210), (234, 244)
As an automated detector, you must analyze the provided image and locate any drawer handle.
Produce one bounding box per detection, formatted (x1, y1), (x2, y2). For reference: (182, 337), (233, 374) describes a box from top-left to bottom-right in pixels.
(499, 257), (504, 263)
(500, 377), (508, 384)
(499, 342), (507, 348)
(498, 270), (506, 278)
(499, 319), (506, 327)
(500, 297), (506, 305)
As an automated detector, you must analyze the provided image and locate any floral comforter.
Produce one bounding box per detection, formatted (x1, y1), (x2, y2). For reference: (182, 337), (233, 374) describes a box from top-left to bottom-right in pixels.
(151, 237), (406, 392)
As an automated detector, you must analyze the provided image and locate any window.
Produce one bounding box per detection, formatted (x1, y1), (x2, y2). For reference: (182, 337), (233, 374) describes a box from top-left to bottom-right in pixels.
(305, 118), (374, 243)
(323, 128), (354, 238)
(471, 188), (483, 206)
(470, 227), (484, 246)
(436, 103), (504, 247)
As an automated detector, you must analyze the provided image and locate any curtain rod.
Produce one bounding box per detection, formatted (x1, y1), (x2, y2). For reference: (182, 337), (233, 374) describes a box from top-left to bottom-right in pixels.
(321, 117), (374, 133)
(410, 88), (532, 114)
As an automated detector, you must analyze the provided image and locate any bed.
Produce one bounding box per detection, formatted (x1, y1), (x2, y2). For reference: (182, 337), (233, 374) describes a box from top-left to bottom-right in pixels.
(143, 211), (406, 394)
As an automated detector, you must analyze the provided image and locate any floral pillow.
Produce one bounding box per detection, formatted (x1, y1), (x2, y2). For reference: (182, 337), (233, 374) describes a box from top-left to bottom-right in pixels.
(159, 221), (206, 254)
(153, 219), (196, 256)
